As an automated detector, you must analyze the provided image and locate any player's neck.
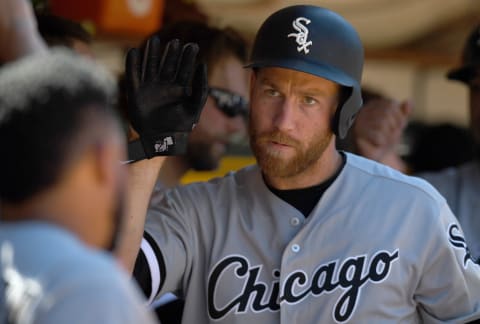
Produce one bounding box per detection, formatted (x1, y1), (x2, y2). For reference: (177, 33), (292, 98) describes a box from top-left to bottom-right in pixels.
(0, 183), (86, 228)
(264, 145), (342, 190)
(157, 156), (191, 188)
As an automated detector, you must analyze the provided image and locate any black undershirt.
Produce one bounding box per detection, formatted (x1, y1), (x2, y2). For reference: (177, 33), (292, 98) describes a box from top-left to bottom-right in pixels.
(268, 152), (346, 217)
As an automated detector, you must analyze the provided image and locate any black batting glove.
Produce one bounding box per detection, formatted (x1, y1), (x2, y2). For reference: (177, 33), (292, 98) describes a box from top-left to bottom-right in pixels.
(125, 36), (208, 160)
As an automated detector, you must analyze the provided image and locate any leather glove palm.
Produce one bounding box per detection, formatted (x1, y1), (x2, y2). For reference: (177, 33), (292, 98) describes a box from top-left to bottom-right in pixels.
(125, 36), (208, 159)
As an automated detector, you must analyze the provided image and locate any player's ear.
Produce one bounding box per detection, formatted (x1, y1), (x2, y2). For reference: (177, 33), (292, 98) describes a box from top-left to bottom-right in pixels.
(91, 139), (119, 189)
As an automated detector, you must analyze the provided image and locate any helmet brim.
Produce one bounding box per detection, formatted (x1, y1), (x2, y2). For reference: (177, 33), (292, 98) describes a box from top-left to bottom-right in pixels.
(245, 58), (359, 89)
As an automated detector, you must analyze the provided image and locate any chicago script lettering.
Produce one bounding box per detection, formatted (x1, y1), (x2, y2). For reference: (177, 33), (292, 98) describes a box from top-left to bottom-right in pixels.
(208, 250), (399, 322)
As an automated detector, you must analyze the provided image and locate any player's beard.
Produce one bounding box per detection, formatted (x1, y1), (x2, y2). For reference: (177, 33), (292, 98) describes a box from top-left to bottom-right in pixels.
(250, 125), (332, 178)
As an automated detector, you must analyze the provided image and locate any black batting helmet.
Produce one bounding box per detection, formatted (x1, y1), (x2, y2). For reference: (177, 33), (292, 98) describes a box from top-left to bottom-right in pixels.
(247, 5), (364, 139)
(447, 24), (480, 84)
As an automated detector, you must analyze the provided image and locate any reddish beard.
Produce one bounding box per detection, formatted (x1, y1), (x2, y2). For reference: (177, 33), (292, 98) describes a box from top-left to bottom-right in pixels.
(249, 126), (332, 178)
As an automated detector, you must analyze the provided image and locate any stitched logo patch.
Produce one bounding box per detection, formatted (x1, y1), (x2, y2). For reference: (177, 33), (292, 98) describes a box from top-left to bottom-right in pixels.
(288, 17), (313, 54)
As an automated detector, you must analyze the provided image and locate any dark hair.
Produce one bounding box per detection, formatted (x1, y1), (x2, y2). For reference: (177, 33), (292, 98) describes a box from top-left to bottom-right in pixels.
(0, 49), (118, 203)
(35, 13), (92, 47)
(148, 21), (248, 67)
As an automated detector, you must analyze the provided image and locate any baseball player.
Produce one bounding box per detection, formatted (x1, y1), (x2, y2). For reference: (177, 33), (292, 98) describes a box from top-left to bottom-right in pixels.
(350, 24), (480, 261)
(0, 50), (157, 324)
(416, 24), (480, 259)
(126, 5), (480, 323)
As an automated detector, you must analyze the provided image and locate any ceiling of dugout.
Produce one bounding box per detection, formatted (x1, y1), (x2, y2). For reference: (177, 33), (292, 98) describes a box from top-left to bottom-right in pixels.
(194, 0), (480, 64)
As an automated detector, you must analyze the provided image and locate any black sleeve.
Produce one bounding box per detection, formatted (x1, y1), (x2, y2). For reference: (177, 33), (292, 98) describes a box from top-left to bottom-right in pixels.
(132, 231), (166, 303)
(133, 249), (152, 298)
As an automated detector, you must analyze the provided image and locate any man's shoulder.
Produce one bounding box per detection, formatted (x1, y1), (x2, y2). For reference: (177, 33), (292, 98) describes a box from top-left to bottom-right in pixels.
(0, 223), (149, 323)
(344, 153), (445, 202)
(418, 160), (479, 183)
(416, 160), (480, 203)
(0, 223), (127, 288)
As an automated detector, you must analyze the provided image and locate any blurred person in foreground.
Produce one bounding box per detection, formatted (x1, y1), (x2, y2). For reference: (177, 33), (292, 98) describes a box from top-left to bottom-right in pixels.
(0, 49), (156, 323)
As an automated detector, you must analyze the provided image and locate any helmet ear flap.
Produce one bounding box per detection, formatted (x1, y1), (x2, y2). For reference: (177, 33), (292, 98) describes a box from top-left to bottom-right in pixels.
(332, 86), (353, 138)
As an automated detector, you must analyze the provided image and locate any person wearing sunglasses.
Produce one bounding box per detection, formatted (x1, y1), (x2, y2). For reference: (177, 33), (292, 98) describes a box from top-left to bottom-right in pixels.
(137, 21), (249, 324)
(208, 86), (249, 118)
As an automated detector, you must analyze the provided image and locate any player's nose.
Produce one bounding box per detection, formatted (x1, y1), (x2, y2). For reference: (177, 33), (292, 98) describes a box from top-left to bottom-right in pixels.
(273, 98), (296, 132)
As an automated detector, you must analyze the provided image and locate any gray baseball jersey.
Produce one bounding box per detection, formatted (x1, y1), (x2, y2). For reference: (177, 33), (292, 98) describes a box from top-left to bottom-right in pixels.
(418, 160), (480, 259)
(0, 222), (157, 324)
(137, 153), (480, 323)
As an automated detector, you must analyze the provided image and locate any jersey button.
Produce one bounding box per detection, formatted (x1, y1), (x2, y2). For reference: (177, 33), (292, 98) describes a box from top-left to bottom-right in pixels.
(290, 217), (300, 226)
(291, 244), (300, 253)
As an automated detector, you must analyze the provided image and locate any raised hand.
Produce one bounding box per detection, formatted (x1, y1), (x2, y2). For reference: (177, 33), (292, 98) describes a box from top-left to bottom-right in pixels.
(352, 97), (412, 171)
(125, 36), (208, 160)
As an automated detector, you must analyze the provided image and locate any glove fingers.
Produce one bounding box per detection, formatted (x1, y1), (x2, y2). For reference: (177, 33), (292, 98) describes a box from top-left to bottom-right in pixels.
(125, 48), (141, 94)
(158, 39), (181, 81)
(176, 43), (199, 92)
(189, 63), (209, 123)
(142, 35), (162, 82)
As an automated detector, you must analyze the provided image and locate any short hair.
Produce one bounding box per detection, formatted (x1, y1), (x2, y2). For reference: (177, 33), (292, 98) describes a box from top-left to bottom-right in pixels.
(35, 13), (92, 48)
(0, 49), (118, 203)
(148, 21), (248, 67)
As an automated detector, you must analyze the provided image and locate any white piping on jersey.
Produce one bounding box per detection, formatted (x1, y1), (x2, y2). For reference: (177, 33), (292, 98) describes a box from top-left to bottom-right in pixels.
(141, 237), (162, 305)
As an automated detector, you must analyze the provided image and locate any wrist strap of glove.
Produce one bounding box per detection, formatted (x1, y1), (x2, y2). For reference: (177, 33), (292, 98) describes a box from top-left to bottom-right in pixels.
(126, 140), (146, 163)
(126, 133), (189, 163)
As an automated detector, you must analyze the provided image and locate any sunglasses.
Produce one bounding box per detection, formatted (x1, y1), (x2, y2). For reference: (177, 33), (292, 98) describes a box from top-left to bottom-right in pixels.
(208, 87), (249, 117)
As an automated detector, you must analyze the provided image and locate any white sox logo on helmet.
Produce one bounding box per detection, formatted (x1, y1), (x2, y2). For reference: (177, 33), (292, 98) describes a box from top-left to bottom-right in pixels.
(207, 250), (399, 322)
(288, 17), (313, 54)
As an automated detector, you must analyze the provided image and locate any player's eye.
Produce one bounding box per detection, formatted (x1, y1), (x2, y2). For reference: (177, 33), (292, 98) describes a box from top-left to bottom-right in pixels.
(265, 88), (281, 97)
(302, 96), (317, 105)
